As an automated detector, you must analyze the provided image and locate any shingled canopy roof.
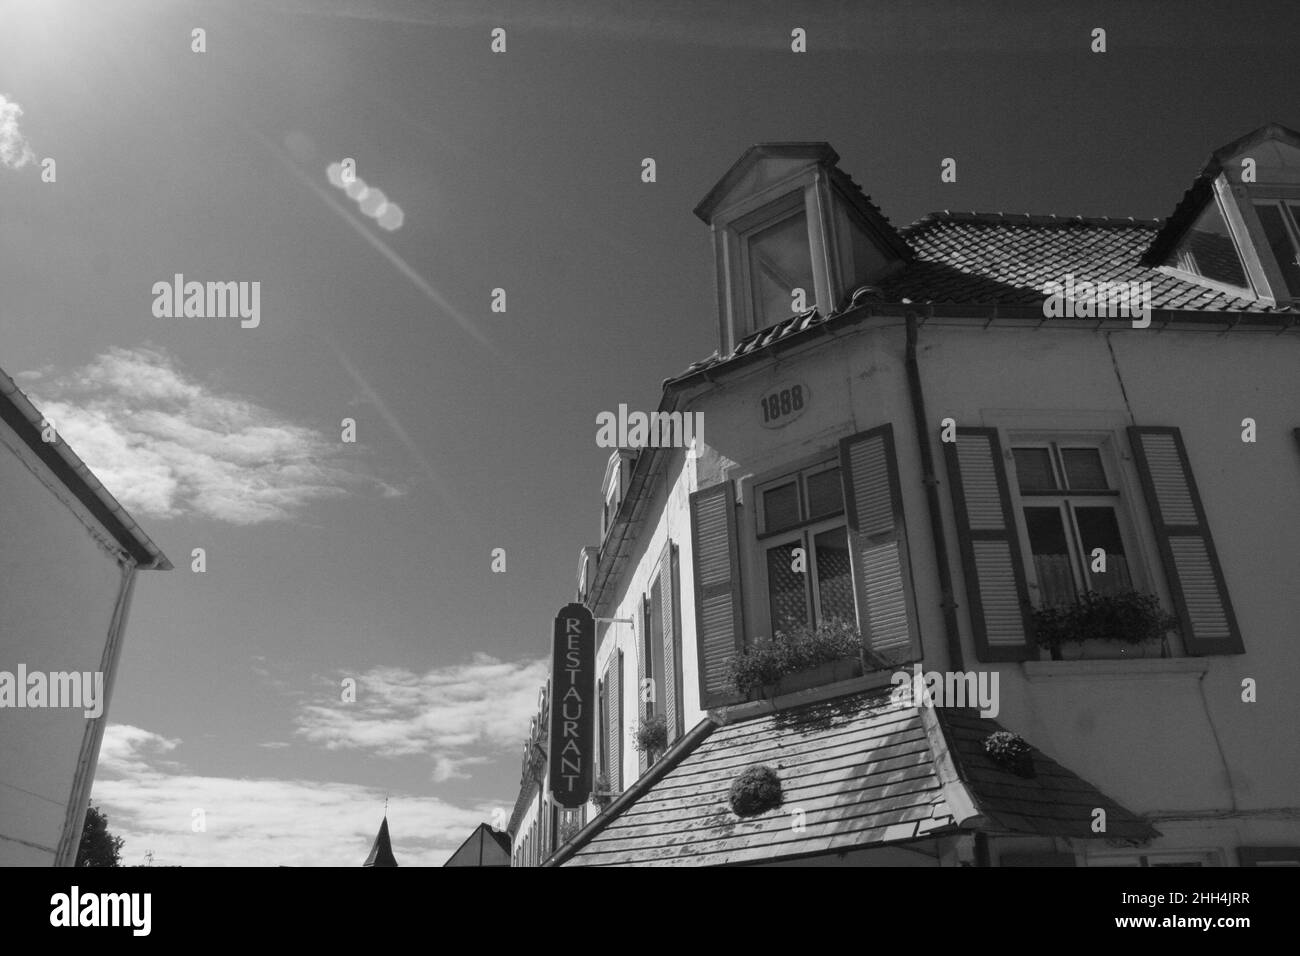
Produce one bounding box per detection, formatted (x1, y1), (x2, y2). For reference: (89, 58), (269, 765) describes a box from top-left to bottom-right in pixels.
(550, 690), (1157, 867)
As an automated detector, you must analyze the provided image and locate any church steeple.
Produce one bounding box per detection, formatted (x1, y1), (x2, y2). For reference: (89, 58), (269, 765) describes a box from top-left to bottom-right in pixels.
(363, 816), (398, 867)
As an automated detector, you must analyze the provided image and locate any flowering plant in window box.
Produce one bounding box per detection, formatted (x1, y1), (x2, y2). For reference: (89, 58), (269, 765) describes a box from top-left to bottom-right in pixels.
(1032, 590), (1180, 660)
(633, 713), (668, 760)
(726, 619), (890, 699)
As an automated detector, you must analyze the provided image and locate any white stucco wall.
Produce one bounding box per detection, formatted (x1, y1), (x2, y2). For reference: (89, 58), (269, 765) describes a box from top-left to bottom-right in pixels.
(911, 322), (1300, 839)
(0, 418), (132, 866)
(592, 315), (1300, 862)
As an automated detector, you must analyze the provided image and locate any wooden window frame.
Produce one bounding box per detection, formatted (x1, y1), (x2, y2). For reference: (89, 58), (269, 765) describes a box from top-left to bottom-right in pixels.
(1007, 436), (1148, 606)
(751, 455), (851, 642)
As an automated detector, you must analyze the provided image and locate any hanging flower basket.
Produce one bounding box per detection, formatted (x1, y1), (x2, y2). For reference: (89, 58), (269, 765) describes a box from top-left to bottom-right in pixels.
(591, 774), (613, 809)
(634, 713), (668, 758)
(729, 765), (784, 817)
(984, 731), (1035, 778)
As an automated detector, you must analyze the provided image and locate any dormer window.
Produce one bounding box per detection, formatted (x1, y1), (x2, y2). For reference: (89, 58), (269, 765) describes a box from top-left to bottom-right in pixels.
(1147, 124), (1300, 305)
(695, 144), (911, 356)
(1252, 201), (1300, 297)
(741, 201), (816, 330)
(600, 450), (635, 541)
(1166, 198), (1249, 290)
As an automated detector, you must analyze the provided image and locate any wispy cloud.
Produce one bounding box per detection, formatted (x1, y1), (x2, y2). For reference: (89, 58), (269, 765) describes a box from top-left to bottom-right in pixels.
(296, 654), (548, 782)
(19, 346), (400, 525)
(93, 724), (500, 866)
(0, 93), (36, 169)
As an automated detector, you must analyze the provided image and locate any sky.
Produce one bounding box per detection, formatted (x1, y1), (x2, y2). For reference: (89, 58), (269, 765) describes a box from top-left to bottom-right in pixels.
(1, 0), (1297, 866)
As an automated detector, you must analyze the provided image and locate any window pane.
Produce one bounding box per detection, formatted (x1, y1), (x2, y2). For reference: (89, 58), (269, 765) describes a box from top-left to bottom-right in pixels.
(1183, 200), (1248, 287)
(750, 212), (815, 329)
(1025, 506), (1076, 606)
(1074, 506), (1132, 595)
(813, 527), (856, 626)
(1013, 448), (1057, 492)
(762, 481), (800, 533)
(1060, 448), (1108, 490)
(1255, 203), (1300, 296)
(767, 542), (808, 635)
(805, 467), (843, 521)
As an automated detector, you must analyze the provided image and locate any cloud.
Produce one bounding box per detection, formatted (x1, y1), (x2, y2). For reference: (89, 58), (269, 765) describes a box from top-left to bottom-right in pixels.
(19, 346), (399, 525)
(92, 724), (501, 866)
(98, 724), (181, 775)
(296, 653), (548, 782)
(0, 93), (36, 169)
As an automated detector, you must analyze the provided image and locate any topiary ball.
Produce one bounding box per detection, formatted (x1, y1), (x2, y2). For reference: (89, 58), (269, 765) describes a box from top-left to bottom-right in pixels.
(729, 765), (783, 817)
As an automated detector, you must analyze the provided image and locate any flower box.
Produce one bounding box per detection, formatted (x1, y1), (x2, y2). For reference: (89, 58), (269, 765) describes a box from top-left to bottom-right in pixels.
(756, 656), (863, 700)
(726, 619), (875, 700)
(1032, 590), (1178, 661)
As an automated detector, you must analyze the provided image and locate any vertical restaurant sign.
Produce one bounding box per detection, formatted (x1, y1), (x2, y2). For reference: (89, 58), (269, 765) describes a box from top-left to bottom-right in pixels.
(549, 603), (595, 808)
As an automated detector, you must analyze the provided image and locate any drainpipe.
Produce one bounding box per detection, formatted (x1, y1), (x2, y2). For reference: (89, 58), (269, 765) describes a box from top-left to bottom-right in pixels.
(905, 312), (964, 671)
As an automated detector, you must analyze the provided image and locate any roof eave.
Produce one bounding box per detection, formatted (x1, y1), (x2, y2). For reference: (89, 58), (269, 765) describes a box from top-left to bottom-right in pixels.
(0, 367), (170, 570)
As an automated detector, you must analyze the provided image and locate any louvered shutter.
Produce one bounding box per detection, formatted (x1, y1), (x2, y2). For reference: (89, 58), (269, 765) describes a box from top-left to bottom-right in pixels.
(660, 541), (683, 741)
(636, 595), (649, 774)
(604, 651), (623, 793)
(944, 427), (1035, 661)
(690, 482), (746, 708)
(1128, 427), (1243, 655)
(839, 424), (918, 664)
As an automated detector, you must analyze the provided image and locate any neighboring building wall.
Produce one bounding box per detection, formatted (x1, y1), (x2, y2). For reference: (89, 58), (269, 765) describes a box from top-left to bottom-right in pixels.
(0, 416), (137, 866)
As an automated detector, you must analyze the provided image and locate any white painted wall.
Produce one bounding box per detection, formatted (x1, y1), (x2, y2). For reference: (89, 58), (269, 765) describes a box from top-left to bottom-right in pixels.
(0, 417), (135, 866)
(589, 316), (1300, 862)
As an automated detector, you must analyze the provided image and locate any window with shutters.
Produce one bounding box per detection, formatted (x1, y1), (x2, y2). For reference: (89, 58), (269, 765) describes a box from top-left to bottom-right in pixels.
(1008, 440), (1143, 609)
(947, 425), (1241, 662)
(755, 459), (857, 637)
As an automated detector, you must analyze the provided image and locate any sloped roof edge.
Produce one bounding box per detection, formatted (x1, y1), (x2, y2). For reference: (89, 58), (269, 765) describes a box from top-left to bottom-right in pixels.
(0, 365), (170, 570)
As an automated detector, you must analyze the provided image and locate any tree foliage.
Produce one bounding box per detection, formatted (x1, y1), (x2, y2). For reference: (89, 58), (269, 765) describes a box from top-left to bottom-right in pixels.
(76, 805), (123, 867)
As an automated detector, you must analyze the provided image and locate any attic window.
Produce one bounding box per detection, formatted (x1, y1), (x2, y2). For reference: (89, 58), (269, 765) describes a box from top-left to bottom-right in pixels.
(1167, 199), (1248, 289)
(1253, 202), (1300, 297)
(744, 208), (816, 331)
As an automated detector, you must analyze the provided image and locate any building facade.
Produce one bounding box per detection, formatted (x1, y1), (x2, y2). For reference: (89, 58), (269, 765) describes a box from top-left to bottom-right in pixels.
(0, 366), (170, 866)
(511, 126), (1300, 867)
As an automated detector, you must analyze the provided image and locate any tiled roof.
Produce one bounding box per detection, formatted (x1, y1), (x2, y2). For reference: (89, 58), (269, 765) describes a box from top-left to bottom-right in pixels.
(680, 209), (1289, 379)
(886, 211), (1268, 311)
(558, 690), (1156, 867)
